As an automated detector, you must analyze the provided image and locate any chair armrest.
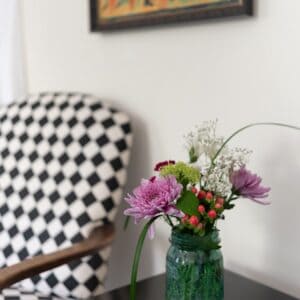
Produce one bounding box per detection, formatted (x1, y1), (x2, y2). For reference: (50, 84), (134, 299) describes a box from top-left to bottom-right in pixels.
(0, 223), (115, 290)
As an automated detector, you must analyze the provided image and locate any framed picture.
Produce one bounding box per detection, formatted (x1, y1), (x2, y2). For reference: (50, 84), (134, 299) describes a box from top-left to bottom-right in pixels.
(90, 0), (253, 31)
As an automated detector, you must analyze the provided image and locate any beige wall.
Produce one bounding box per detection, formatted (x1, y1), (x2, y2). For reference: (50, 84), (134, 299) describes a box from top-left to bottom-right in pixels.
(22, 0), (300, 297)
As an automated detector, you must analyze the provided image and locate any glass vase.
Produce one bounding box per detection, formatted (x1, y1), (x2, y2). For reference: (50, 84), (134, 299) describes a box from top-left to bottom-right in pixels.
(166, 230), (224, 300)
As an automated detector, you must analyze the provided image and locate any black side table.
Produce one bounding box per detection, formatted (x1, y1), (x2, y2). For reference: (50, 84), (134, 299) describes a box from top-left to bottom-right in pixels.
(97, 270), (298, 300)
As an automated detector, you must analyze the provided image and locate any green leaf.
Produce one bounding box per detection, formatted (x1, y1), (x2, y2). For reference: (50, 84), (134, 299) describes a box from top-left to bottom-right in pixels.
(130, 217), (158, 300)
(189, 147), (198, 163)
(123, 216), (131, 230)
(224, 202), (235, 210)
(198, 231), (221, 251)
(176, 190), (200, 217)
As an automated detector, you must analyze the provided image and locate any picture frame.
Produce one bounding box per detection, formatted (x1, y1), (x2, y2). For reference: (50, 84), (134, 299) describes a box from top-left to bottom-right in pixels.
(90, 0), (253, 31)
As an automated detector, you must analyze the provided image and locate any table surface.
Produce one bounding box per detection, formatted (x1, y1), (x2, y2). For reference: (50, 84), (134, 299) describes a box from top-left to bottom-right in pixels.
(97, 270), (298, 300)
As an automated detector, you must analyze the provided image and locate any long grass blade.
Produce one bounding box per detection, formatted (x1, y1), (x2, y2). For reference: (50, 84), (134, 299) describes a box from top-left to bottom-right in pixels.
(212, 122), (300, 163)
(130, 217), (158, 300)
(123, 215), (131, 230)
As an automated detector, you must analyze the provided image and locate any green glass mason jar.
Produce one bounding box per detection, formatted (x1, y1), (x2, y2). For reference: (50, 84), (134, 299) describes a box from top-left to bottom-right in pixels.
(166, 230), (224, 300)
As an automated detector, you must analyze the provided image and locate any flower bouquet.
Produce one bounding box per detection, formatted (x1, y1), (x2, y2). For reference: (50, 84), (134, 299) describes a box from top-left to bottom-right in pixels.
(124, 121), (300, 300)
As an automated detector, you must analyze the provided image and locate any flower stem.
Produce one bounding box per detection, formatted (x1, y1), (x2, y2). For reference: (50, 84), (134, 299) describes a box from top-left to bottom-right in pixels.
(166, 215), (175, 228)
(212, 122), (300, 164)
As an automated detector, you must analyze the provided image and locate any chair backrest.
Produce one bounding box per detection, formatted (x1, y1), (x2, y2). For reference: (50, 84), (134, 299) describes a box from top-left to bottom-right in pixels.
(0, 93), (132, 298)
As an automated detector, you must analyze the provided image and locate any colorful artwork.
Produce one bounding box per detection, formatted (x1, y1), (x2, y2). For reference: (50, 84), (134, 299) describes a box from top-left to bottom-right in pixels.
(90, 0), (252, 30)
(101, 0), (236, 19)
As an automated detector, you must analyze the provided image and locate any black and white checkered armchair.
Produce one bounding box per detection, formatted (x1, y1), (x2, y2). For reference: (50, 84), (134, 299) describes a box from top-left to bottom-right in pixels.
(0, 93), (132, 299)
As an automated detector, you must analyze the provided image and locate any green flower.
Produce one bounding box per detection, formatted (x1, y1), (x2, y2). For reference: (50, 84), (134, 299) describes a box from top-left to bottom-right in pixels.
(160, 162), (200, 187)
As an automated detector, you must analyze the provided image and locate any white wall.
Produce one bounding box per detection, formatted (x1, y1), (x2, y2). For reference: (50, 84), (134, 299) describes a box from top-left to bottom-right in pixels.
(22, 0), (300, 297)
(0, 0), (27, 104)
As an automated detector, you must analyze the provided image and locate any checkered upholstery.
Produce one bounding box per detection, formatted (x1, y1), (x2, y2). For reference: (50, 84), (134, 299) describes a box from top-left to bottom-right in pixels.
(0, 288), (61, 300)
(0, 93), (132, 299)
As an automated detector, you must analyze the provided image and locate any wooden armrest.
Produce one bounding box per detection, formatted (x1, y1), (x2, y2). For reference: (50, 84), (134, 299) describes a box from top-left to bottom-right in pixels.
(0, 223), (115, 290)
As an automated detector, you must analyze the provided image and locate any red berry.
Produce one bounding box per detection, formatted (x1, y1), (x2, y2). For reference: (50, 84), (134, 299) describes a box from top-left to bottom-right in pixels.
(197, 223), (204, 230)
(181, 214), (189, 223)
(191, 187), (198, 194)
(215, 203), (222, 209)
(189, 215), (199, 226)
(197, 190), (206, 200)
(198, 205), (205, 214)
(206, 192), (213, 201)
(208, 210), (217, 219)
(216, 197), (224, 206)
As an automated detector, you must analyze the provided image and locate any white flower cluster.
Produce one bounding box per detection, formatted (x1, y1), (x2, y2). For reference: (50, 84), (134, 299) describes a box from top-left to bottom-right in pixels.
(185, 121), (251, 196)
(184, 120), (224, 163)
(204, 147), (251, 196)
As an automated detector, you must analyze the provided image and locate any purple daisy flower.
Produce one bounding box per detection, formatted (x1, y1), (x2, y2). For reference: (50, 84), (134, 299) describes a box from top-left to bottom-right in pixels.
(230, 167), (271, 204)
(124, 176), (183, 223)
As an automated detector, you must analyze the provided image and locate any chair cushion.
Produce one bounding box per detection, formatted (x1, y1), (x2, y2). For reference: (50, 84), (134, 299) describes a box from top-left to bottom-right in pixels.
(0, 93), (132, 298)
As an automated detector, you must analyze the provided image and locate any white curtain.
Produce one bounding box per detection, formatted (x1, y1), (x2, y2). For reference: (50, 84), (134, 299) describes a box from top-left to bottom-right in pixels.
(0, 0), (26, 105)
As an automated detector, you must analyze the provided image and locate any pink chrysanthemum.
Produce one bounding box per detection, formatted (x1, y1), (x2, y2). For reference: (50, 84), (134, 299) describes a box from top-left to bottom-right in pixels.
(124, 176), (183, 223)
(230, 167), (271, 204)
